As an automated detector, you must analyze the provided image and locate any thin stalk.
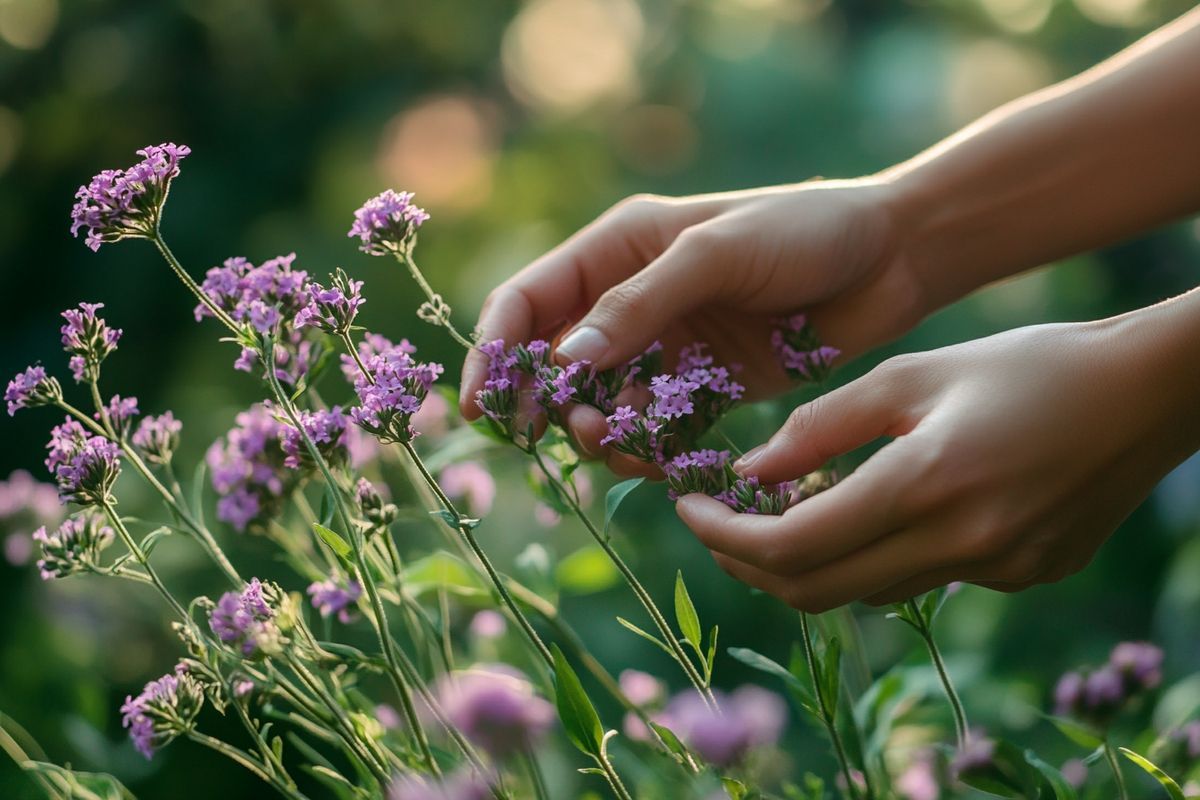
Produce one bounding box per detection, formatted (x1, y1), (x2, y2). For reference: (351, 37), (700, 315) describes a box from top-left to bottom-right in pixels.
(904, 599), (968, 749)
(712, 425), (744, 458)
(529, 443), (714, 705)
(100, 500), (189, 620)
(597, 732), (635, 800)
(800, 612), (862, 800)
(188, 730), (310, 800)
(393, 249), (475, 350)
(153, 235), (240, 333)
(523, 748), (550, 800)
(1104, 741), (1129, 800)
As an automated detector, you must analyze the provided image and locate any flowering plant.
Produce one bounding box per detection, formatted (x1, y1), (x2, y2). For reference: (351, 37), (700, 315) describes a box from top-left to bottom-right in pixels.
(4, 143), (1198, 800)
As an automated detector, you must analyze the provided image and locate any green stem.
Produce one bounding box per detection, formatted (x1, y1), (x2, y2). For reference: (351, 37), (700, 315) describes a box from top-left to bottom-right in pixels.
(596, 732), (635, 800)
(395, 249), (475, 350)
(1104, 740), (1129, 800)
(904, 598), (968, 749)
(100, 500), (189, 621)
(153, 234), (240, 333)
(188, 730), (310, 800)
(800, 612), (861, 800)
(523, 748), (550, 800)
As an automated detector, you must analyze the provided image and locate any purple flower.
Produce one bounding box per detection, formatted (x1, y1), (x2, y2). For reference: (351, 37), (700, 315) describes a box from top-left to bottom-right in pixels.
(294, 269), (366, 335)
(433, 666), (554, 759)
(1053, 671), (1085, 716)
(356, 478), (398, 529)
(1109, 641), (1163, 689)
(207, 405), (293, 531)
(70, 143), (190, 251)
(349, 189), (430, 255)
(60, 302), (122, 383)
(307, 576), (362, 623)
(664, 449), (732, 501)
(1084, 665), (1124, 708)
(718, 476), (795, 516)
(473, 339), (522, 435)
(132, 412), (182, 464)
(209, 578), (279, 658)
(347, 335), (443, 444)
(654, 685), (787, 767)
(120, 663), (204, 759)
(895, 750), (941, 800)
(46, 424), (121, 506)
(469, 610), (507, 640)
(377, 704), (403, 730)
(388, 768), (491, 800)
(1053, 641), (1165, 726)
(601, 406), (662, 462)
(280, 406), (349, 470)
(950, 732), (996, 780)
(6, 366), (62, 416)
(619, 669), (665, 708)
(771, 314), (839, 383)
(98, 394), (139, 434)
(33, 514), (114, 580)
(439, 461), (496, 517)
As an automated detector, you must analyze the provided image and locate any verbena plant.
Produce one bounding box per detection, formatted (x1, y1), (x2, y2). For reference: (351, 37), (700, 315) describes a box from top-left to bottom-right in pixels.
(2, 143), (1198, 800)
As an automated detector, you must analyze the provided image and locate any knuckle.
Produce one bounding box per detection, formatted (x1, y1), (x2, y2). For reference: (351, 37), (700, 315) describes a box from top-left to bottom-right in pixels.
(612, 193), (667, 221)
(597, 280), (651, 319)
(672, 222), (728, 256)
(872, 353), (923, 385)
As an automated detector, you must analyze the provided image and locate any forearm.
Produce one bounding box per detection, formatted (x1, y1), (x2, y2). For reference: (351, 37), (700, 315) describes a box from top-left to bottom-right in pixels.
(880, 7), (1200, 310)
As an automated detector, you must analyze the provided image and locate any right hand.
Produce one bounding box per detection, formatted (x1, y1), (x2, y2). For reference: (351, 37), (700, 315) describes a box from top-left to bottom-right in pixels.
(459, 178), (927, 472)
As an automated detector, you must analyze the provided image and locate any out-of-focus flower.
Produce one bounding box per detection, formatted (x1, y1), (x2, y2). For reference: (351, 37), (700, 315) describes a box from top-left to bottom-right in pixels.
(280, 407), (349, 470)
(60, 302), (122, 383)
(6, 366), (61, 416)
(355, 478), (398, 530)
(1053, 641), (1164, 726)
(132, 412), (182, 464)
(307, 576), (362, 623)
(208, 578), (280, 658)
(533, 503), (560, 527)
(651, 685), (787, 767)
(233, 680), (255, 698)
(771, 314), (839, 383)
(120, 662), (204, 759)
(1060, 758), (1087, 788)
(32, 513), (114, 579)
(433, 665), (554, 759)
(950, 733), (996, 781)
(440, 461), (496, 517)
(388, 767), (490, 800)
(410, 390), (450, 438)
(70, 143), (190, 251)
(207, 405), (293, 532)
(349, 189), (430, 256)
(895, 750), (941, 800)
(619, 669), (665, 707)
(376, 703), (403, 730)
(469, 610), (507, 640)
(295, 269), (366, 336)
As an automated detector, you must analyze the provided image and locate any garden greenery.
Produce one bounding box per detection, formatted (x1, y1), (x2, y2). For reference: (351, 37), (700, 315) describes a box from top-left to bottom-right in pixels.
(3, 142), (1199, 799)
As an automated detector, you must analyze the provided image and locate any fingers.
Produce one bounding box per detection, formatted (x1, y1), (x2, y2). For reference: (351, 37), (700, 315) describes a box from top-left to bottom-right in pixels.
(734, 361), (919, 483)
(554, 221), (734, 369)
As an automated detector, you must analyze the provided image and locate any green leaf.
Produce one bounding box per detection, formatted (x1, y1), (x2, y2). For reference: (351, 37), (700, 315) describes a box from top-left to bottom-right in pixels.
(555, 545), (620, 594)
(1025, 750), (1079, 800)
(820, 636), (842, 722)
(603, 477), (644, 536)
(318, 484), (335, 528)
(428, 508), (479, 530)
(1046, 715), (1105, 750)
(616, 617), (673, 657)
(648, 722), (690, 759)
(402, 552), (486, 597)
(721, 777), (750, 799)
(1120, 748), (1186, 800)
(190, 461), (207, 528)
(920, 586), (949, 624)
(22, 762), (135, 800)
(674, 571), (702, 651)
(957, 739), (1044, 799)
(728, 647), (806, 693)
(706, 625), (719, 678)
(139, 526), (173, 556)
(313, 523), (352, 559)
(551, 645), (604, 756)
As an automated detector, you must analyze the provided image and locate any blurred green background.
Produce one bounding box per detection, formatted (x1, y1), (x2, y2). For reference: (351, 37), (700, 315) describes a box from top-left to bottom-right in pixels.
(3, 0), (1200, 796)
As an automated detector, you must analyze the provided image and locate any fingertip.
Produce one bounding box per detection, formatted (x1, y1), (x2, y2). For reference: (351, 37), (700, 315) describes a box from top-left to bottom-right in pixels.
(674, 493), (732, 528)
(564, 405), (608, 458)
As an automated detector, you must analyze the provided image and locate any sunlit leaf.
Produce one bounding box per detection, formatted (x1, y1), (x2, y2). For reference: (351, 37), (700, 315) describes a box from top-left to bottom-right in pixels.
(1119, 748), (1186, 800)
(555, 545), (620, 594)
(312, 523), (351, 559)
(603, 477), (644, 537)
(552, 645), (604, 756)
(674, 571), (702, 651)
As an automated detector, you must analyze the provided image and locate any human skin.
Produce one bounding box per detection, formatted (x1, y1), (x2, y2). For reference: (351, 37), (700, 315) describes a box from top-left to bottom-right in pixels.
(460, 7), (1200, 609)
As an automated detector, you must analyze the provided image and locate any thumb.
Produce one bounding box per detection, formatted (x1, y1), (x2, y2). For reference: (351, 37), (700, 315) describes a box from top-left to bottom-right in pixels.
(735, 363), (915, 482)
(554, 223), (727, 369)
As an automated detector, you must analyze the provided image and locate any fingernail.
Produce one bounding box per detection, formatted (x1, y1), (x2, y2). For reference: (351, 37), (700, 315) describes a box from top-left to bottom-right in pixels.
(733, 444), (767, 473)
(556, 326), (609, 363)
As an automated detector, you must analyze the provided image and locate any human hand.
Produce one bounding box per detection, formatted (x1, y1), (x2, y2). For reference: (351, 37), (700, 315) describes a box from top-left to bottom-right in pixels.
(459, 180), (927, 470)
(678, 310), (1200, 610)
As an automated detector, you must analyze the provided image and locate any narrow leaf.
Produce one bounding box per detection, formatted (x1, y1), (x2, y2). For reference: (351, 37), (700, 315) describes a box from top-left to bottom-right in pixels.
(1119, 748), (1186, 800)
(616, 617), (673, 657)
(728, 647), (806, 693)
(551, 645), (604, 756)
(312, 523), (352, 559)
(820, 636), (842, 722)
(1046, 715), (1105, 750)
(603, 477), (644, 536)
(674, 571), (702, 651)
(555, 545), (620, 594)
(1025, 750), (1079, 800)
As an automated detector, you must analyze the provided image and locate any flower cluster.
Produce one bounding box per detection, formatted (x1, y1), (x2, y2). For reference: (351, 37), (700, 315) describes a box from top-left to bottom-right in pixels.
(32, 513), (114, 580)
(280, 406), (349, 470)
(45, 417), (121, 505)
(295, 268), (365, 336)
(61, 302), (122, 383)
(531, 341), (659, 418)
(99, 394), (139, 436)
(120, 663), (205, 759)
(307, 576), (362, 623)
(349, 189), (430, 255)
(345, 334), (443, 444)
(5, 366), (61, 416)
(70, 143), (190, 251)
(355, 477), (398, 530)
(206, 405), (293, 531)
(208, 578), (281, 658)
(771, 314), (839, 382)
(661, 449), (801, 515)
(132, 412), (182, 464)
(433, 665), (554, 759)
(1053, 640), (1163, 726)
(628, 684), (787, 767)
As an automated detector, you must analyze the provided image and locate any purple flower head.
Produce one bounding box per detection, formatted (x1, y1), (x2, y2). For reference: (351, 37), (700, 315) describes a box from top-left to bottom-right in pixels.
(209, 578), (280, 658)
(619, 669), (665, 708)
(718, 476), (795, 516)
(207, 405), (293, 531)
(388, 768), (491, 800)
(349, 189), (430, 255)
(1054, 641), (1165, 726)
(655, 685), (787, 767)
(474, 339), (522, 435)
(295, 269), (366, 335)
(47, 426), (121, 506)
(348, 336), (443, 444)
(664, 449), (732, 501)
(6, 366), (61, 416)
(280, 406), (349, 470)
(895, 750), (941, 800)
(647, 374), (699, 420)
(433, 665), (554, 759)
(97, 394), (139, 435)
(356, 478), (398, 529)
(120, 662), (204, 759)
(60, 302), (122, 383)
(469, 610), (507, 640)
(1053, 671), (1085, 717)
(771, 314), (839, 383)
(1084, 665), (1125, 709)
(439, 461), (496, 517)
(307, 576), (362, 623)
(1109, 641), (1164, 690)
(132, 412), (182, 464)
(70, 143), (190, 251)
(601, 405), (662, 462)
(33, 513), (114, 580)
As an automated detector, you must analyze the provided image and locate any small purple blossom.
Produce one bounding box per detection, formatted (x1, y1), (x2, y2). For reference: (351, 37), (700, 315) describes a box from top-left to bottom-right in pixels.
(619, 669), (665, 708)
(347, 335), (443, 444)
(45, 423), (121, 506)
(469, 610), (507, 640)
(120, 663), (204, 759)
(349, 189), (430, 255)
(771, 314), (839, 383)
(307, 576), (362, 623)
(6, 366), (62, 416)
(295, 269), (365, 335)
(439, 461), (496, 517)
(651, 685), (787, 767)
(98, 394), (139, 434)
(209, 578), (279, 658)
(664, 449), (731, 501)
(432, 666), (554, 759)
(60, 302), (122, 383)
(207, 405), (293, 532)
(280, 406), (349, 470)
(70, 143), (190, 251)
(718, 476), (796, 516)
(474, 339), (522, 435)
(132, 412), (182, 464)
(1052, 641), (1164, 726)
(32, 514), (114, 580)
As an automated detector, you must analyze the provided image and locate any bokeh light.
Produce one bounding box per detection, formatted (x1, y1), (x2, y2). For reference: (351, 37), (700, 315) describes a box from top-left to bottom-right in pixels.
(0, 0), (57, 50)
